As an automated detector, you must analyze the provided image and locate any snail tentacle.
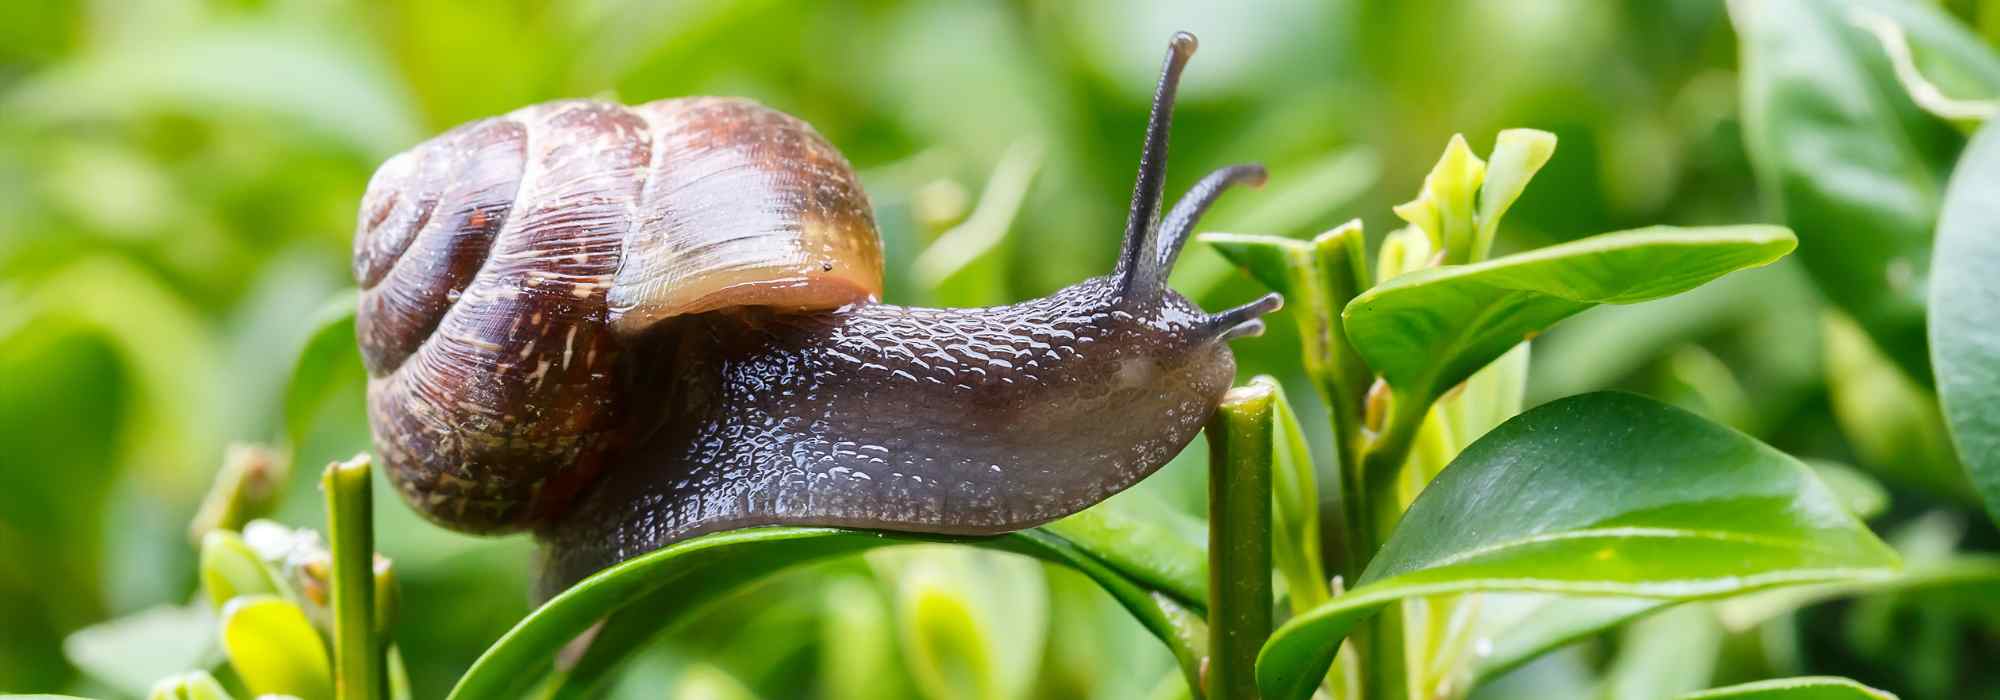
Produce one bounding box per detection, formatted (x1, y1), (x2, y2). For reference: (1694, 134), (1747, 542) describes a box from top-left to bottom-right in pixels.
(1115, 31), (1199, 300)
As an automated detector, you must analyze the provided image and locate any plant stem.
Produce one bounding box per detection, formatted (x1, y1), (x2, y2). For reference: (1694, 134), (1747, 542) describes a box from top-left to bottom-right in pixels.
(324, 454), (384, 700)
(1310, 224), (1374, 583)
(1206, 384), (1276, 700)
(1361, 389), (1430, 540)
(1353, 388), (1432, 700)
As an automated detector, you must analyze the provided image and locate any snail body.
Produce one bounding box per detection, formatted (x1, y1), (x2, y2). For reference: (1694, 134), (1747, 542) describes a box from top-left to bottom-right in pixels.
(354, 33), (1278, 589)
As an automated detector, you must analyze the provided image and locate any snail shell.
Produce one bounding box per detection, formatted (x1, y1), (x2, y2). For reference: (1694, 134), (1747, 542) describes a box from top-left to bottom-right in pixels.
(355, 97), (882, 533)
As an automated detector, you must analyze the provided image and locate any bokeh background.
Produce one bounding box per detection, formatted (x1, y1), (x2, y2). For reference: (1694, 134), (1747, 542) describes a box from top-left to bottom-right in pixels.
(3, 1), (1995, 698)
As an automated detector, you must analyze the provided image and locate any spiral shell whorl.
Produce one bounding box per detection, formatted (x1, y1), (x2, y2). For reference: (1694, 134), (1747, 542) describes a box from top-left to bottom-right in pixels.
(355, 98), (883, 533)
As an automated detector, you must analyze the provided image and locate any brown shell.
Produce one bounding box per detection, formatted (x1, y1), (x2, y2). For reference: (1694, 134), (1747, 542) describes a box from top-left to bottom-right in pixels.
(353, 97), (883, 533)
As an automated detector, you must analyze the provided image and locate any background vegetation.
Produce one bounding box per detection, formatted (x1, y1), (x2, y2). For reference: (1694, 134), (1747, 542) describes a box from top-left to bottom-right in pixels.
(2, 1), (1994, 698)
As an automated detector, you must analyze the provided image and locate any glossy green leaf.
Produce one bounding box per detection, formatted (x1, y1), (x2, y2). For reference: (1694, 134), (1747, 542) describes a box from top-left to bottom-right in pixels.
(1255, 392), (1897, 700)
(546, 497), (1206, 699)
(284, 291), (360, 450)
(1039, 495), (1208, 607)
(1677, 677), (1897, 700)
(219, 595), (334, 700)
(1343, 226), (1795, 407)
(458, 525), (1208, 700)
(1931, 122), (2000, 527)
(1731, 0), (1993, 382)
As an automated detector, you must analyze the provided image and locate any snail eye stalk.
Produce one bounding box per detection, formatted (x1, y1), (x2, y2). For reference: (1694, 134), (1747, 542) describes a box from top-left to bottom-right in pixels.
(1206, 292), (1283, 341)
(1115, 31), (1198, 299)
(1112, 33), (1267, 303)
(1155, 164), (1267, 275)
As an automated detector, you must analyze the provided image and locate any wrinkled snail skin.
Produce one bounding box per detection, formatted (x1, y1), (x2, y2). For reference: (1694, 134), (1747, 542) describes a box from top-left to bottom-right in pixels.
(539, 281), (1242, 589)
(352, 31), (1282, 590)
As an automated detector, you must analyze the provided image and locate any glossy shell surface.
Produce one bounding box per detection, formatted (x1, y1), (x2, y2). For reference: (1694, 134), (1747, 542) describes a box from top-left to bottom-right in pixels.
(354, 98), (882, 532)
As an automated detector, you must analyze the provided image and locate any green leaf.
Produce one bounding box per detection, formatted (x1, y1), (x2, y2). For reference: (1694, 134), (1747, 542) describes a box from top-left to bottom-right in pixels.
(1825, 313), (1972, 501)
(199, 529), (287, 609)
(145, 671), (237, 700)
(1202, 223), (1373, 433)
(62, 605), (216, 698)
(6, 25), (423, 157)
(1677, 677), (1898, 700)
(1931, 122), (2000, 527)
(1807, 460), (1891, 522)
(456, 526), (1209, 700)
(284, 291), (360, 450)
(1718, 553), (2000, 632)
(1393, 134), (1485, 264)
(1596, 604), (1724, 700)
(1848, 7), (2000, 126)
(666, 664), (760, 700)
(1266, 379), (1328, 614)
(219, 595), (334, 700)
(546, 499), (1205, 699)
(885, 547), (1043, 700)
(1255, 392), (1897, 700)
(1039, 495), (1207, 607)
(1343, 226), (1796, 407)
(1474, 129), (1557, 261)
(1462, 594), (1666, 689)
(819, 577), (905, 700)
(1730, 0), (1989, 383)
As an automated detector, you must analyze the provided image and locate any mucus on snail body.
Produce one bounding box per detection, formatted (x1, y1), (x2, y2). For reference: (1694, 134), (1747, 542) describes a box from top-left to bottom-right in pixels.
(352, 31), (1280, 591)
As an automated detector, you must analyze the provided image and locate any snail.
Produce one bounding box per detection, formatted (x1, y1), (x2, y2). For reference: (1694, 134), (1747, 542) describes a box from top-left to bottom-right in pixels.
(353, 32), (1279, 590)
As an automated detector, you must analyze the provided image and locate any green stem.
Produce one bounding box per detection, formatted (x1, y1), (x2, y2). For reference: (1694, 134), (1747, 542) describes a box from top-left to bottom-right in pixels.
(1361, 389), (1430, 539)
(324, 455), (385, 700)
(1206, 384), (1277, 700)
(1311, 223), (1374, 582)
(1355, 388), (1431, 700)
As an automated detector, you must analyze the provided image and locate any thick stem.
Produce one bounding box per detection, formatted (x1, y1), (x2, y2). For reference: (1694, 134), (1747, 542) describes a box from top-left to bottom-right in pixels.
(324, 455), (385, 700)
(1206, 384), (1276, 700)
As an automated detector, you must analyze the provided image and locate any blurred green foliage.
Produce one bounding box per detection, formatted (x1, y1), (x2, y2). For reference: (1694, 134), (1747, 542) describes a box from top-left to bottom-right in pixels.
(5, 1), (2000, 699)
